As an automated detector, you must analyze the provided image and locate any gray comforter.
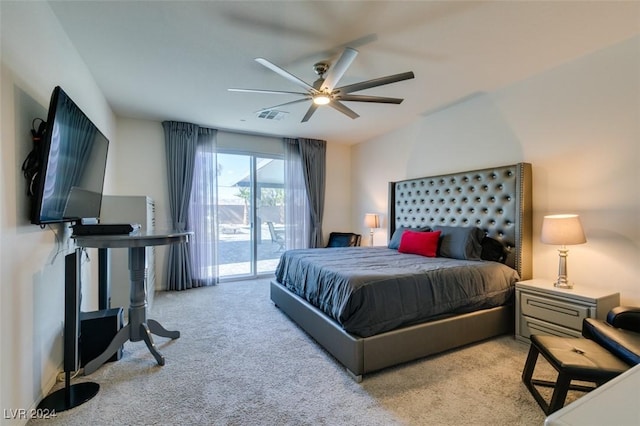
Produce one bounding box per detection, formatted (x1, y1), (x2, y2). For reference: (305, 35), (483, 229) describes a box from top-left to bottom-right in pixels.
(274, 247), (519, 337)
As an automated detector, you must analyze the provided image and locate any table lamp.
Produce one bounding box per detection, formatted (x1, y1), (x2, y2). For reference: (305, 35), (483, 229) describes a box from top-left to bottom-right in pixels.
(540, 214), (586, 289)
(364, 213), (380, 247)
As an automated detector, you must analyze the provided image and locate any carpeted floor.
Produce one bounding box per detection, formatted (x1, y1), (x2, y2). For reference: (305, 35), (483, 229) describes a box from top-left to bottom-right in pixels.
(30, 278), (582, 426)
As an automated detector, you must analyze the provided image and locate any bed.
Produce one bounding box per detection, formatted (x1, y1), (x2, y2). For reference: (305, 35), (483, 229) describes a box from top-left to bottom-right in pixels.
(270, 163), (532, 381)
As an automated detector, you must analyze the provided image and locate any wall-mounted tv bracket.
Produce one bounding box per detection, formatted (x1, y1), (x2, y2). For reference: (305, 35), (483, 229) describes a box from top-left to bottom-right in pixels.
(22, 118), (47, 197)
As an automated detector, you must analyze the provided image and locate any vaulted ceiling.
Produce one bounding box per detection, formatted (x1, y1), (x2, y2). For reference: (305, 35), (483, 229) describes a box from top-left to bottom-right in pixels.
(50, 1), (640, 144)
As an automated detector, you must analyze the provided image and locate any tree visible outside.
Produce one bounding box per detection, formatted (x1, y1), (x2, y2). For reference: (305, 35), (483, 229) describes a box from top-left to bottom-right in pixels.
(234, 187), (284, 225)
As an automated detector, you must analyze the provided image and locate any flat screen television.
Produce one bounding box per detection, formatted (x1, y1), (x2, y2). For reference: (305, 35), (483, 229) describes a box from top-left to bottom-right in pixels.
(29, 86), (109, 225)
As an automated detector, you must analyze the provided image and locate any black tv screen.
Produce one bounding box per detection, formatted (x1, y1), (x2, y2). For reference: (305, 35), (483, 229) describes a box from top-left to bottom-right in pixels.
(30, 86), (109, 225)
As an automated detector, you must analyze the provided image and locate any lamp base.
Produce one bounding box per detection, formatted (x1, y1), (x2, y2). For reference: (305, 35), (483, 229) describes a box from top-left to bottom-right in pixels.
(553, 279), (573, 289)
(553, 247), (573, 289)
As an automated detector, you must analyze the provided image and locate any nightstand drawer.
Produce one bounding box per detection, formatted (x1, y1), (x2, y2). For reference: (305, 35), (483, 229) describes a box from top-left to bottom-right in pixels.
(519, 315), (583, 339)
(520, 292), (589, 331)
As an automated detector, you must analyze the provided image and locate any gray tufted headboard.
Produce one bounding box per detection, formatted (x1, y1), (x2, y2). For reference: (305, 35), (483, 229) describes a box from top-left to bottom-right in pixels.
(388, 163), (532, 279)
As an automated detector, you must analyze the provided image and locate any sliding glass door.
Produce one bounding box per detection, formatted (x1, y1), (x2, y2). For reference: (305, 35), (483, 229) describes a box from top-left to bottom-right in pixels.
(217, 152), (284, 279)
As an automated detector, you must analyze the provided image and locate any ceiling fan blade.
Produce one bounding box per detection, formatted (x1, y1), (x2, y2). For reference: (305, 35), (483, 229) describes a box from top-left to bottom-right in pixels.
(336, 94), (404, 104)
(229, 88), (308, 96)
(256, 98), (310, 112)
(301, 104), (319, 122)
(335, 71), (415, 95)
(328, 100), (360, 119)
(320, 47), (358, 91)
(255, 58), (316, 92)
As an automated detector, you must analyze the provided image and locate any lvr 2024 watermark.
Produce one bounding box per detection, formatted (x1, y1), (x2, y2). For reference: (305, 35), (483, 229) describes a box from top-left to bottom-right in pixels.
(3, 408), (57, 420)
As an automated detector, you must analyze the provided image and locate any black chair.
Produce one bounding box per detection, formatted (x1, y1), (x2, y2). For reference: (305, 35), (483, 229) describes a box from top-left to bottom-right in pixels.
(326, 232), (361, 247)
(522, 306), (640, 414)
(582, 306), (640, 365)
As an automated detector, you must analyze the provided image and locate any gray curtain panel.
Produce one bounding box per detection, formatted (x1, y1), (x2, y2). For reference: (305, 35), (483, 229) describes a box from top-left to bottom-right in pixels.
(162, 121), (198, 290)
(297, 138), (326, 248)
(283, 138), (311, 249)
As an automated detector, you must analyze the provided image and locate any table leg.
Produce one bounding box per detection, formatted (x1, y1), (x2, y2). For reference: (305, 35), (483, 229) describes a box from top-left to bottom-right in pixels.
(139, 322), (164, 366)
(147, 319), (180, 339)
(128, 246), (148, 343)
(127, 246), (179, 366)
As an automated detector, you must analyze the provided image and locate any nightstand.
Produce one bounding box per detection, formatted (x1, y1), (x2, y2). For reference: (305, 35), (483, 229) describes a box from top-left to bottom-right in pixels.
(515, 279), (620, 342)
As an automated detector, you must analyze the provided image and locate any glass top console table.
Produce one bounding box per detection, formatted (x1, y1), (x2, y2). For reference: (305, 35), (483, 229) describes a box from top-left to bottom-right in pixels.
(73, 230), (191, 375)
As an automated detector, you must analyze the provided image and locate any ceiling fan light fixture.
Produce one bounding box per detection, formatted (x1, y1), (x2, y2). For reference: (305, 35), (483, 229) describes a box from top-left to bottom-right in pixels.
(313, 94), (331, 105)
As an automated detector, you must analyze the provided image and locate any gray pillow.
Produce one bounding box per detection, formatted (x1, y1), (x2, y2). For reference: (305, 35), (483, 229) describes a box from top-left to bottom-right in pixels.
(388, 226), (430, 249)
(432, 226), (485, 260)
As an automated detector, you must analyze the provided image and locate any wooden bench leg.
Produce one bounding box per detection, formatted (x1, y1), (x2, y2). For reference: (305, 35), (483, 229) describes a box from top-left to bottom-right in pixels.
(548, 372), (572, 414)
(522, 343), (539, 385)
(522, 343), (553, 414)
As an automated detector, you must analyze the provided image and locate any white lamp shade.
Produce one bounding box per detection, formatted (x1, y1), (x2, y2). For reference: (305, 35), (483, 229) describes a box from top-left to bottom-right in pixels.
(541, 214), (587, 246)
(364, 213), (380, 229)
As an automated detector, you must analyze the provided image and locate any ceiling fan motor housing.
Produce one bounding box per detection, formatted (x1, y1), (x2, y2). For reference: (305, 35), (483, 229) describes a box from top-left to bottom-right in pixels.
(313, 62), (330, 77)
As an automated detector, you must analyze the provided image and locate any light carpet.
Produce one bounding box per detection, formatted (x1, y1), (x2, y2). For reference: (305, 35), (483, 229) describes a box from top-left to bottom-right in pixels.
(29, 278), (580, 426)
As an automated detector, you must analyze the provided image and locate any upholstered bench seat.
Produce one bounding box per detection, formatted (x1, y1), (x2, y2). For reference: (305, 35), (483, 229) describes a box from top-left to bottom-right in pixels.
(522, 334), (630, 414)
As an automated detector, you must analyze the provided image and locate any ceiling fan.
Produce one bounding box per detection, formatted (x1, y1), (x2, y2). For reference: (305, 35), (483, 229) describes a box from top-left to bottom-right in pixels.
(229, 47), (415, 122)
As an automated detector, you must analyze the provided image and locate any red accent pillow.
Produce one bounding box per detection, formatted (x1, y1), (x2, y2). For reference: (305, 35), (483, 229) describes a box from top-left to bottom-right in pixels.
(398, 230), (441, 257)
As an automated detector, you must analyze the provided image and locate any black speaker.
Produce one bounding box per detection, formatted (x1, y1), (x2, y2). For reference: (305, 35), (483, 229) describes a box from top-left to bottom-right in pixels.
(64, 251), (81, 373)
(38, 250), (99, 412)
(80, 308), (124, 367)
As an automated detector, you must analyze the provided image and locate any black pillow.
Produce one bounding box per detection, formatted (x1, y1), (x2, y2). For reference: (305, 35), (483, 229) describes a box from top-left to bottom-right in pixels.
(480, 236), (508, 263)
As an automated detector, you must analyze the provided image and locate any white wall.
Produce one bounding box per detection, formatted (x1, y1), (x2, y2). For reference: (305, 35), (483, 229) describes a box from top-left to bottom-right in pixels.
(0, 2), (115, 423)
(110, 117), (169, 289)
(323, 142), (352, 243)
(351, 36), (640, 305)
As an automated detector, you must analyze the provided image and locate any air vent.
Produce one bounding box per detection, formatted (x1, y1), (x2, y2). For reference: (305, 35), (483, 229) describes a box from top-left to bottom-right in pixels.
(256, 109), (288, 120)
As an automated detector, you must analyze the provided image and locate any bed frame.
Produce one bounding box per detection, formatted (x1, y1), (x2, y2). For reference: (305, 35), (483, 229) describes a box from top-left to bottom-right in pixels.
(270, 163), (532, 381)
